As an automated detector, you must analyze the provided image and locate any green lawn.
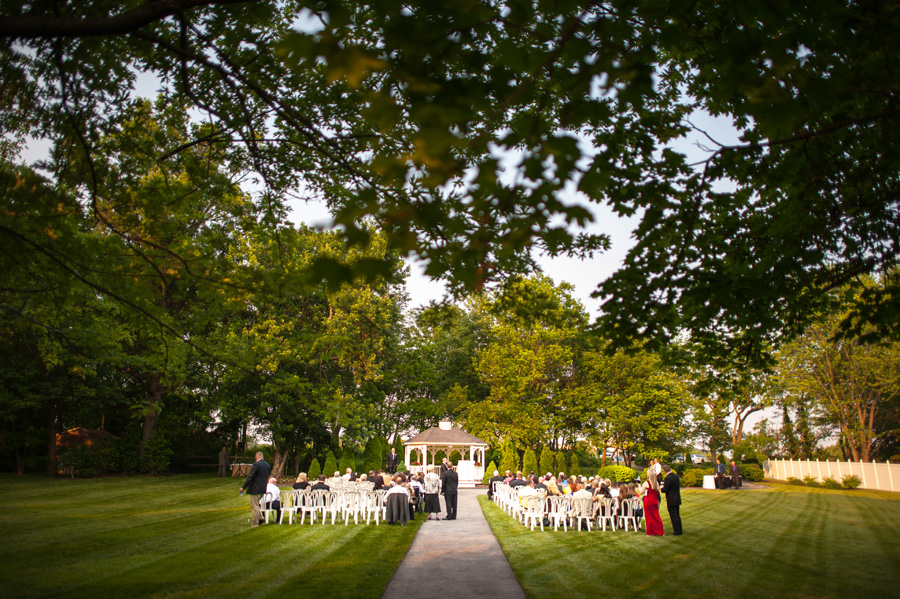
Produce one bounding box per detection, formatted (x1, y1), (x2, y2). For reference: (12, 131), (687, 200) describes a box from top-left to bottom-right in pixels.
(0, 474), (421, 599)
(480, 484), (900, 599)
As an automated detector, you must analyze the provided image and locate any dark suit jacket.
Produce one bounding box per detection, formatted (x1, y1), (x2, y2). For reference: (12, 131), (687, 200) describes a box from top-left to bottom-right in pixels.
(241, 459), (270, 495)
(509, 478), (526, 488)
(386, 453), (399, 471)
(441, 469), (459, 494)
(310, 482), (330, 491)
(661, 472), (682, 506)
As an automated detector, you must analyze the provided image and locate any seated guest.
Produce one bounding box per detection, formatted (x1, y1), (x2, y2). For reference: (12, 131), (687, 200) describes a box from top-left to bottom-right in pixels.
(504, 470), (514, 483)
(358, 473), (368, 482)
(264, 477), (282, 523)
(384, 475), (411, 524)
(371, 471), (384, 490)
(609, 481), (620, 498)
(488, 470), (504, 500)
(534, 476), (548, 491)
(310, 475), (330, 491)
(546, 476), (562, 496)
(292, 472), (309, 490)
(572, 482), (592, 500)
(509, 472), (526, 488)
(517, 476), (539, 506)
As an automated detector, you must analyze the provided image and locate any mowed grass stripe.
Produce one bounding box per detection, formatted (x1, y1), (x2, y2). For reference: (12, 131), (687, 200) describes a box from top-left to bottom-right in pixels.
(0, 475), (422, 599)
(479, 484), (900, 599)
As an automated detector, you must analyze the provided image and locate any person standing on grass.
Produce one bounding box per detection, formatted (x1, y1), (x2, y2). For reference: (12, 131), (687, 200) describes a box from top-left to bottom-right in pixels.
(386, 447), (399, 474)
(730, 461), (742, 489)
(441, 463), (459, 520)
(218, 446), (229, 477)
(715, 459), (727, 489)
(660, 464), (683, 535)
(239, 452), (270, 527)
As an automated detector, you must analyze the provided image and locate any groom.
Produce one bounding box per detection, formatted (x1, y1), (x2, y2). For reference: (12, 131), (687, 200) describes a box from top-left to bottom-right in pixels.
(441, 464), (459, 520)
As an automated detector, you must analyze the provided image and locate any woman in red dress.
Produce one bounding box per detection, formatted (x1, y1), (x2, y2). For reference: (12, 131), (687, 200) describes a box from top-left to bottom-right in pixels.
(641, 470), (665, 536)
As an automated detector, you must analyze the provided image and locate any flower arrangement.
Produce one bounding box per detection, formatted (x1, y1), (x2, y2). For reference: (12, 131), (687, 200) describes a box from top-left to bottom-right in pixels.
(475, 462), (482, 466)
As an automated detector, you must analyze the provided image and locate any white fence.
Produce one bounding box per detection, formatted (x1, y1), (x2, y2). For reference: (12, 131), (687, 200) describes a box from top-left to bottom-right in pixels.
(762, 458), (900, 492)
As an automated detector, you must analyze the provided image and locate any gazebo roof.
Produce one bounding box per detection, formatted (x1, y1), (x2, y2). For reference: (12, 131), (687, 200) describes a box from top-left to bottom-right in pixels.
(405, 425), (489, 447)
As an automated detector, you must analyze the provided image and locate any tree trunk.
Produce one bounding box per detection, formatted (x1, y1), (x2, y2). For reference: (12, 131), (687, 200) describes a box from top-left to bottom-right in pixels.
(271, 449), (287, 480)
(140, 373), (165, 461)
(47, 401), (57, 477)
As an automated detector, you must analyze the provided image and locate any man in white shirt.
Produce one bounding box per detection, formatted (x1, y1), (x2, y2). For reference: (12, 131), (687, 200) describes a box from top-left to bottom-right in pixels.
(264, 477), (282, 524)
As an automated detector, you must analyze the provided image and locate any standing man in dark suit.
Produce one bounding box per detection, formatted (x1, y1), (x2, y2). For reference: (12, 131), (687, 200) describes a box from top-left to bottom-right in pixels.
(441, 464), (459, 520)
(714, 459), (727, 489)
(218, 446), (229, 477)
(239, 452), (270, 527)
(386, 447), (399, 474)
(660, 464), (682, 535)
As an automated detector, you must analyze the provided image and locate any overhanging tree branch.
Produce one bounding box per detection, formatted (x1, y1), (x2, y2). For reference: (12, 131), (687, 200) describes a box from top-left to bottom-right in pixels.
(0, 0), (252, 39)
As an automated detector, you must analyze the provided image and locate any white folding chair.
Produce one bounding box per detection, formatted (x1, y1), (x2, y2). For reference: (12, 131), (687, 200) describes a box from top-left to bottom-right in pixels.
(318, 491), (339, 524)
(342, 491), (361, 525)
(546, 496), (568, 532)
(260, 491), (279, 524)
(299, 490), (318, 525)
(595, 497), (617, 531)
(572, 497), (593, 532)
(521, 495), (545, 532)
(281, 490), (300, 524)
(362, 491), (381, 525)
(618, 497), (641, 532)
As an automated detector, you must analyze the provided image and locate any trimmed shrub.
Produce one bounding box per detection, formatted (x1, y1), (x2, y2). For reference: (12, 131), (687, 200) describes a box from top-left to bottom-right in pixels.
(823, 476), (842, 490)
(681, 469), (705, 487)
(597, 465), (638, 482)
(58, 445), (98, 477)
(555, 450), (566, 473)
(522, 448), (538, 476)
(449, 450), (461, 464)
(482, 460), (498, 484)
(339, 447), (355, 475)
(499, 440), (517, 475)
(842, 474), (862, 489)
(322, 451), (338, 477)
(362, 437), (382, 473)
(142, 435), (173, 475)
(308, 458), (321, 480)
(570, 453), (581, 476)
(803, 475), (821, 487)
(787, 476), (804, 485)
(740, 464), (764, 482)
(539, 447), (554, 476)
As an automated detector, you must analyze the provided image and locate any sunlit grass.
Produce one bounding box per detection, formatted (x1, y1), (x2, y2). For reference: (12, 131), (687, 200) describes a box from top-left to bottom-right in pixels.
(480, 483), (900, 599)
(0, 474), (421, 599)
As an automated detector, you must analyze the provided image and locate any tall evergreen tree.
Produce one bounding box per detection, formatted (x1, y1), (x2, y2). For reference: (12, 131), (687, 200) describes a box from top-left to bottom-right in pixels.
(539, 447), (554, 476)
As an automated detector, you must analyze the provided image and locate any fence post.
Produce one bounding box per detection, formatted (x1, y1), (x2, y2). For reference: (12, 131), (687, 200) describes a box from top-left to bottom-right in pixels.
(873, 460), (880, 491)
(816, 459), (822, 482)
(859, 461), (867, 489)
(837, 459), (843, 480)
(889, 460), (895, 493)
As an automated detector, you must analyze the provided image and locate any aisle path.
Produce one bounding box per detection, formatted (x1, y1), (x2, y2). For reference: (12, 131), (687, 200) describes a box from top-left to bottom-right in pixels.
(382, 488), (525, 599)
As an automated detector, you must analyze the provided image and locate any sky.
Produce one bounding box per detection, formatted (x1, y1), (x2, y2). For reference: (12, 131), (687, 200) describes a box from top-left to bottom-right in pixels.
(286, 109), (744, 319)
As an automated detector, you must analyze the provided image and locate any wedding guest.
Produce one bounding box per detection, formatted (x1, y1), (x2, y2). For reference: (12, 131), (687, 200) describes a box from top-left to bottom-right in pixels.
(423, 471), (441, 520)
(292, 472), (309, 490)
(641, 471), (664, 536)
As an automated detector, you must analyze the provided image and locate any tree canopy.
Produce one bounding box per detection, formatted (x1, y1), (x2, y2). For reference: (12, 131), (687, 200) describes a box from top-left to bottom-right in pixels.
(3, 0), (898, 368)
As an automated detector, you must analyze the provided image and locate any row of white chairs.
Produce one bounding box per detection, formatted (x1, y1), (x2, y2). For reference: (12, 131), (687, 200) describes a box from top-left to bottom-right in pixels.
(260, 489), (389, 525)
(492, 483), (644, 532)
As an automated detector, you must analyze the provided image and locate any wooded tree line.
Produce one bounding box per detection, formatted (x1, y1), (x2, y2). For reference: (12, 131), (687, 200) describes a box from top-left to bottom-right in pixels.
(1, 1), (898, 472)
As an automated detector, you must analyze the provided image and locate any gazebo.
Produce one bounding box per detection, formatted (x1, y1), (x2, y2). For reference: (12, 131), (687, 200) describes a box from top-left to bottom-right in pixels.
(404, 420), (490, 488)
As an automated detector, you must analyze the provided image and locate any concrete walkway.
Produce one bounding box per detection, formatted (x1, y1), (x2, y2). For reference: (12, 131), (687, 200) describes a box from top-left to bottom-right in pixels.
(382, 488), (526, 599)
